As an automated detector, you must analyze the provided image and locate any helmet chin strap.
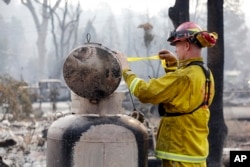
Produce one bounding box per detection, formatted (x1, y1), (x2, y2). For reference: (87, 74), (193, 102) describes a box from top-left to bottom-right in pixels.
(187, 35), (203, 48)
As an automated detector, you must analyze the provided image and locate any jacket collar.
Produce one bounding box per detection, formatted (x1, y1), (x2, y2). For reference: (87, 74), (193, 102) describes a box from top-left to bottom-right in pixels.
(178, 57), (203, 68)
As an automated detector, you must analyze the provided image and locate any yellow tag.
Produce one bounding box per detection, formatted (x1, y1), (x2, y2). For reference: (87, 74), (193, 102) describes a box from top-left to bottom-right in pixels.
(127, 55), (168, 69)
(127, 55), (159, 62)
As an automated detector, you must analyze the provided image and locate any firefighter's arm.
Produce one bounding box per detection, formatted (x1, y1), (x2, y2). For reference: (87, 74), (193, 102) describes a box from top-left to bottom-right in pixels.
(116, 51), (177, 104)
(158, 49), (178, 72)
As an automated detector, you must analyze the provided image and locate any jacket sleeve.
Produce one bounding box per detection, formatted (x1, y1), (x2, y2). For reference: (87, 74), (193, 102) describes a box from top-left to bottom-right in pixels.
(122, 69), (188, 105)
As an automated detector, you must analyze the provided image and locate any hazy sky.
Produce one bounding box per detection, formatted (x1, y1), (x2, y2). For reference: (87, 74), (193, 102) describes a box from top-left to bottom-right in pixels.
(242, 0), (250, 25)
(3, 0), (250, 25)
(81, 0), (250, 26)
(63, 0), (250, 28)
(81, 0), (175, 15)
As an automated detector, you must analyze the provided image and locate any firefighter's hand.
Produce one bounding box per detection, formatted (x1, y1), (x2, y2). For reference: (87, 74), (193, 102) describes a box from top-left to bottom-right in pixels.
(115, 52), (129, 70)
(158, 49), (178, 67)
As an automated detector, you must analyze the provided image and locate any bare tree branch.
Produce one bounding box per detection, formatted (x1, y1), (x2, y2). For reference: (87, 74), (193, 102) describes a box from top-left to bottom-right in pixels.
(49, 7), (59, 59)
(51, 0), (62, 12)
(21, 0), (40, 32)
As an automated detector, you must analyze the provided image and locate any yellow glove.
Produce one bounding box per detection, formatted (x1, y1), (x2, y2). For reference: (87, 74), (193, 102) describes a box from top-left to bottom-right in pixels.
(158, 50), (178, 72)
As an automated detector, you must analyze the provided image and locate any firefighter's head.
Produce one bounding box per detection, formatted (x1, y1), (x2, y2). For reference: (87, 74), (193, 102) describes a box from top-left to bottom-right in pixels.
(167, 21), (218, 48)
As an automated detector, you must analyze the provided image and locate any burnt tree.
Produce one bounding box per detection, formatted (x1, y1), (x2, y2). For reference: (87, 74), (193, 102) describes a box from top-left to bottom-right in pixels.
(168, 0), (189, 27)
(207, 0), (228, 167)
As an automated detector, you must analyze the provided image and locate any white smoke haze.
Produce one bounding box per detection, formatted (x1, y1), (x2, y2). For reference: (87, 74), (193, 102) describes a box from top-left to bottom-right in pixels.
(0, 0), (250, 86)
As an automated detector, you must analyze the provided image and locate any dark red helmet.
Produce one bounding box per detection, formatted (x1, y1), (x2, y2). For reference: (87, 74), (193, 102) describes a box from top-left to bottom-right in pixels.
(167, 22), (203, 45)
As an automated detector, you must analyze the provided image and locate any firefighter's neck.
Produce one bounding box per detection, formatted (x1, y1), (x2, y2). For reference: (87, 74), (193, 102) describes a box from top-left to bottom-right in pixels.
(185, 43), (202, 59)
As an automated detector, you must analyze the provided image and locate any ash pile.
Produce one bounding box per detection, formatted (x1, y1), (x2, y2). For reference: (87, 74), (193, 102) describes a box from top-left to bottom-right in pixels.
(0, 102), (70, 167)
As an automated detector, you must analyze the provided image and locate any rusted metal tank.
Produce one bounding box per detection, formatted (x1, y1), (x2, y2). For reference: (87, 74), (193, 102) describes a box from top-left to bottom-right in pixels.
(46, 43), (148, 167)
(63, 43), (121, 103)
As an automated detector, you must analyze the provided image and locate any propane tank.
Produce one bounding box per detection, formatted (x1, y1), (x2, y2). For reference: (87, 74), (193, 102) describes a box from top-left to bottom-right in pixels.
(46, 42), (148, 167)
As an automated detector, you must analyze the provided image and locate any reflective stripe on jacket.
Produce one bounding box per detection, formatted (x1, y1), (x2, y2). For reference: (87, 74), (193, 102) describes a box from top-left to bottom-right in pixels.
(155, 150), (207, 163)
(122, 57), (215, 163)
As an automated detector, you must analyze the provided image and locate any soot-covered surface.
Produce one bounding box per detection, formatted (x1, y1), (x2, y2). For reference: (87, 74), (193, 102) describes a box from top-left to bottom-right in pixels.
(63, 44), (121, 101)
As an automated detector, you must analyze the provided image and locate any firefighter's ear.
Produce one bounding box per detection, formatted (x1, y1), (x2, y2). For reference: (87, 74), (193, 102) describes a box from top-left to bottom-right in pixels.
(184, 40), (191, 51)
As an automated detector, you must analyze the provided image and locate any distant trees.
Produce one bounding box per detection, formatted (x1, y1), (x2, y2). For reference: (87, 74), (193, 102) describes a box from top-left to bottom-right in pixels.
(0, 17), (8, 73)
(0, 15), (25, 77)
(48, 1), (81, 78)
(224, 0), (248, 71)
(20, 0), (82, 79)
(21, 0), (58, 79)
(100, 14), (120, 50)
(81, 18), (97, 44)
(138, 22), (161, 78)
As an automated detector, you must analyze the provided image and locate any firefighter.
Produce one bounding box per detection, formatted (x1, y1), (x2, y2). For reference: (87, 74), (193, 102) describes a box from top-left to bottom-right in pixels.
(116, 21), (218, 167)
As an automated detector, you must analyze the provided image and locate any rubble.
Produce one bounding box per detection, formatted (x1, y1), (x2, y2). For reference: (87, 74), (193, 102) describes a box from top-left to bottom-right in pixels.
(1, 101), (250, 166)
(0, 102), (69, 167)
(0, 119), (49, 166)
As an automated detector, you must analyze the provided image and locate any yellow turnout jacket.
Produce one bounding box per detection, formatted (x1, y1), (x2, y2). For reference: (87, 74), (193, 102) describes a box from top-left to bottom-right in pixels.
(122, 57), (215, 163)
